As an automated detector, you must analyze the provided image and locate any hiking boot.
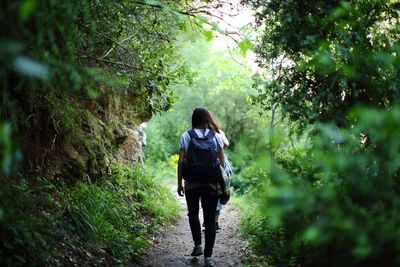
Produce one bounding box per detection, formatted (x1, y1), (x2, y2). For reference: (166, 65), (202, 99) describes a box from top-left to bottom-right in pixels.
(204, 257), (215, 267)
(191, 245), (203, 256)
(215, 223), (221, 233)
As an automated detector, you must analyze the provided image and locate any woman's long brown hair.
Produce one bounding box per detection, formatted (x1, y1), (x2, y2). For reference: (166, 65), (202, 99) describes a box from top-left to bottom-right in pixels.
(191, 107), (220, 133)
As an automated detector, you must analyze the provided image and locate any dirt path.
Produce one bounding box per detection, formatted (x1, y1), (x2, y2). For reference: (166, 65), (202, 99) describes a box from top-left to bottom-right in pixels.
(135, 186), (252, 267)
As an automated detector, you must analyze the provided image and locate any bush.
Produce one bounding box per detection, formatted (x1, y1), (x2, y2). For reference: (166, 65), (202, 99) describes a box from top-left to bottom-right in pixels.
(244, 106), (400, 267)
(232, 161), (268, 194)
(0, 164), (180, 266)
(0, 178), (62, 266)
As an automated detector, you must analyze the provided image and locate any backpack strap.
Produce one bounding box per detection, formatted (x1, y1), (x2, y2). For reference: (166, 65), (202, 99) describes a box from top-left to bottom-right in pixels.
(187, 129), (197, 139)
(206, 130), (221, 151)
(188, 129), (211, 140)
(206, 130), (215, 140)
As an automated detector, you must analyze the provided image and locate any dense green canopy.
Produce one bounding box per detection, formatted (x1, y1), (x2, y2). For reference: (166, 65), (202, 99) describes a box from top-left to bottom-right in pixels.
(246, 0), (400, 127)
(2, 1), (400, 266)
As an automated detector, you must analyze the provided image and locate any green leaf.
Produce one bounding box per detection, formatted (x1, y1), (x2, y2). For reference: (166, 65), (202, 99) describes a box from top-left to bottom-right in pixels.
(204, 30), (214, 41)
(238, 38), (254, 56)
(303, 226), (321, 242)
(194, 16), (209, 28)
(162, 5), (173, 12)
(210, 21), (225, 34)
(13, 56), (48, 79)
(19, 0), (37, 21)
(0, 123), (19, 176)
(144, 0), (160, 5)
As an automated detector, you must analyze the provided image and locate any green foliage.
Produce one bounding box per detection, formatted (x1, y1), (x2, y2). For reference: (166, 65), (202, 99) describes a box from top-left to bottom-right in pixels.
(243, 106), (400, 267)
(0, 178), (62, 266)
(238, 38), (255, 56)
(146, 154), (179, 182)
(0, 165), (180, 266)
(2, 0), (189, 97)
(145, 114), (183, 162)
(241, 197), (288, 267)
(0, 123), (22, 176)
(231, 160), (268, 194)
(246, 0), (400, 127)
(144, 31), (277, 195)
(67, 164), (179, 262)
(145, 32), (256, 152)
(0, 0), (193, 178)
(240, 2), (400, 264)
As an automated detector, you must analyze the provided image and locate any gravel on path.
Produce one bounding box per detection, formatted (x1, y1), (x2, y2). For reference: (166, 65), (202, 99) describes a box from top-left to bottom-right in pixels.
(134, 186), (252, 267)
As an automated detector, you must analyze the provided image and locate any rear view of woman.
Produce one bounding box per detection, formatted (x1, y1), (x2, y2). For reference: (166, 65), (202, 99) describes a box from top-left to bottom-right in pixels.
(177, 107), (225, 267)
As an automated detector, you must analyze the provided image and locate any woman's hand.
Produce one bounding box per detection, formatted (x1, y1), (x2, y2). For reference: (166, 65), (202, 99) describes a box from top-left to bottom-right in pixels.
(177, 149), (185, 197)
(177, 184), (184, 197)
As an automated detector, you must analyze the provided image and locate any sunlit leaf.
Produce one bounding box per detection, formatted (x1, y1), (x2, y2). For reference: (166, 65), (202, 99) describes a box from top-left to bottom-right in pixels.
(238, 38), (254, 56)
(144, 0), (160, 5)
(210, 21), (224, 34)
(13, 56), (48, 79)
(203, 30), (214, 41)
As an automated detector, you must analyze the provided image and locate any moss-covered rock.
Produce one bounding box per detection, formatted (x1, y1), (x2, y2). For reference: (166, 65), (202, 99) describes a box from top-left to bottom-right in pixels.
(18, 89), (150, 182)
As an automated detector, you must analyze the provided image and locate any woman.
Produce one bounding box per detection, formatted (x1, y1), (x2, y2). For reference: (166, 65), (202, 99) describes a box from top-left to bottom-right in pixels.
(177, 107), (225, 267)
(214, 128), (232, 232)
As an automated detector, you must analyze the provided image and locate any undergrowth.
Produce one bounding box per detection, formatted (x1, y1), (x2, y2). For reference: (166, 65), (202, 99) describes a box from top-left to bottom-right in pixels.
(0, 164), (180, 266)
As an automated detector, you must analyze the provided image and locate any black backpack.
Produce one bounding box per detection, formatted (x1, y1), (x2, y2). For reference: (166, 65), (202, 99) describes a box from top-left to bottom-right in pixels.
(182, 129), (221, 183)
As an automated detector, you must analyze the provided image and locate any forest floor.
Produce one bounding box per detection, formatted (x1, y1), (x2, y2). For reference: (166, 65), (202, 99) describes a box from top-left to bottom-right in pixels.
(134, 185), (253, 267)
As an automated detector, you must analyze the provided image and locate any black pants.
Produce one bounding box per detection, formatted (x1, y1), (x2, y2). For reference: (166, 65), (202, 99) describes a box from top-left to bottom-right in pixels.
(185, 185), (218, 257)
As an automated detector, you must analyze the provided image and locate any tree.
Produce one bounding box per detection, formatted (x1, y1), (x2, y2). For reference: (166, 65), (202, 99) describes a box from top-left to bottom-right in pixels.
(245, 0), (400, 127)
(0, 0), (198, 178)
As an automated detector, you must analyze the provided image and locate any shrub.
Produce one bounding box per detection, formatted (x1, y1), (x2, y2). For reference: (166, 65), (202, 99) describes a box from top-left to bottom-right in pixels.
(0, 164), (180, 266)
(232, 161), (269, 194)
(245, 106), (400, 267)
(0, 178), (62, 266)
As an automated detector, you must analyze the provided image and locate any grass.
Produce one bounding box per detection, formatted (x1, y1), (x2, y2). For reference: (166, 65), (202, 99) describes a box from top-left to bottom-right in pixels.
(233, 193), (273, 267)
(0, 164), (180, 266)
